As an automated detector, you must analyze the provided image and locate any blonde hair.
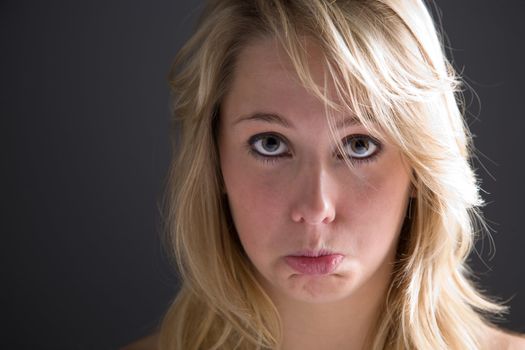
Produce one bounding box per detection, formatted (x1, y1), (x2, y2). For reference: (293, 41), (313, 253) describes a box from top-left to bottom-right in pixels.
(159, 0), (506, 349)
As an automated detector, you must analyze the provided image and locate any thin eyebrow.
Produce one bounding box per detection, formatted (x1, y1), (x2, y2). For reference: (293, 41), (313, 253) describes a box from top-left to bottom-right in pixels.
(233, 112), (293, 128)
(232, 112), (360, 129)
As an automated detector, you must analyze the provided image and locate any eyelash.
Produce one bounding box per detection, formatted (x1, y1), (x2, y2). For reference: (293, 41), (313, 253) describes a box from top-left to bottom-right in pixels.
(248, 149), (286, 164)
(246, 132), (382, 165)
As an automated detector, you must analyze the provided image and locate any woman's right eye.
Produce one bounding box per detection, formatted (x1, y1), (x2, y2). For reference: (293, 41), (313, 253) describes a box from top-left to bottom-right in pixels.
(248, 133), (290, 157)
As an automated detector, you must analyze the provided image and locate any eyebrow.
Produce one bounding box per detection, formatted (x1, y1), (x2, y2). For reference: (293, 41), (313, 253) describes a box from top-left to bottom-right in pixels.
(232, 112), (360, 129)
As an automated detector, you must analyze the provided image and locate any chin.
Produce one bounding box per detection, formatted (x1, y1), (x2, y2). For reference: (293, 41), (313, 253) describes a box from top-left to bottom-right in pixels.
(281, 272), (358, 304)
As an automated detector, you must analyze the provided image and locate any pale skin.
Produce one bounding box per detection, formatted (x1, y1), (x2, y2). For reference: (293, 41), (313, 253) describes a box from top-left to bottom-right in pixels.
(218, 37), (411, 350)
(121, 37), (525, 350)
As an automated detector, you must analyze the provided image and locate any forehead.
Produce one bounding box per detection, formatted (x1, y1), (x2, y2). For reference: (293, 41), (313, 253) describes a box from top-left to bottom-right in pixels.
(222, 37), (338, 121)
(234, 36), (326, 81)
(231, 37), (328, 94)
(220, 37), (390, 139)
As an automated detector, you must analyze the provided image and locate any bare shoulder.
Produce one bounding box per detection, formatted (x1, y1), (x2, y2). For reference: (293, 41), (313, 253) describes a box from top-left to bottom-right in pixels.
(483, 325), (525, 350)
(120, 332), (159, 350)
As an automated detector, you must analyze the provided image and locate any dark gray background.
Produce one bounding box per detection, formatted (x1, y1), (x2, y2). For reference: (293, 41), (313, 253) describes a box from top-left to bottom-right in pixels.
(2, 0), (524, 348)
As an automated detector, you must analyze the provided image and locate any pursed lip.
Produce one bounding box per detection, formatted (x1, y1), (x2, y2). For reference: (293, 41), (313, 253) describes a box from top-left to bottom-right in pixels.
(284, 250), (344, 275)
(287, 249), (340, 258)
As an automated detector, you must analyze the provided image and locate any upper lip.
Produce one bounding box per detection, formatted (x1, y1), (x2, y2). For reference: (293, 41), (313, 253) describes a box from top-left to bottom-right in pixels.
(288, 249), (340, 257)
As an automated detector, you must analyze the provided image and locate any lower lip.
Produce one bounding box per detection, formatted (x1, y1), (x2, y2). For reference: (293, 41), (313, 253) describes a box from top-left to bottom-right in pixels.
(284, 254), (344, 275)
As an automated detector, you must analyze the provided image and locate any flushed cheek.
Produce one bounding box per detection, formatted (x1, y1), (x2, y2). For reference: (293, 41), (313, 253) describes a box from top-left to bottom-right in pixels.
(346, 173), (410, 259)
(223, 169), (292, 251)
(227, 166), (290, 214)
(239, 189), (290, 240)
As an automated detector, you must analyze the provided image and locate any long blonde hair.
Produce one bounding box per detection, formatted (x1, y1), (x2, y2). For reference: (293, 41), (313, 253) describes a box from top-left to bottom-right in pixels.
(159, 0), (505, 348)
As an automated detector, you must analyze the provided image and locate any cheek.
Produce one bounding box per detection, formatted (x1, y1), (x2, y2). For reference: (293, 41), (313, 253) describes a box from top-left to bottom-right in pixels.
(223, 159), (286, 218)
(220, 153), (290, 251)
(228, 180), (286, 233)
(344, 164), (410, 259)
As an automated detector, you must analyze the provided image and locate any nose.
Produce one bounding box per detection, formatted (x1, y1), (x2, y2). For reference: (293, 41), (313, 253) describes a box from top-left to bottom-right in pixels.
(289, 164), (336, 225)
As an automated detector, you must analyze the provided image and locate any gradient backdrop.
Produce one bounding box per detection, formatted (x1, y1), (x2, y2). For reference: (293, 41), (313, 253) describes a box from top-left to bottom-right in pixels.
(2, 0), (524, 348)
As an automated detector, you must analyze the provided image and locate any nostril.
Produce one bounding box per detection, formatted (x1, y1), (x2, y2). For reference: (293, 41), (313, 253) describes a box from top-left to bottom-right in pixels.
(291, 212), (302, 223)
(290, 207), (335, 225)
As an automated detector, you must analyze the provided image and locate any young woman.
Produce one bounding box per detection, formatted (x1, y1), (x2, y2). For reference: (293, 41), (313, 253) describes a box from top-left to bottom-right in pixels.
(126, 0), (525, 349)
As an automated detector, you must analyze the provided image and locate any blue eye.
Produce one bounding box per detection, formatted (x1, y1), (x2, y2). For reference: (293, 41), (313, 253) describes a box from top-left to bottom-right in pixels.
(249, 133), (289, 157)
(247, 133), (381, 165)
(341, 135), (380, 160)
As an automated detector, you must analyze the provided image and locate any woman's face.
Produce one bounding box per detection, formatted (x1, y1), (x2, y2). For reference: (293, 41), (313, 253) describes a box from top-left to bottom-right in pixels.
(218, 37), (412, 304)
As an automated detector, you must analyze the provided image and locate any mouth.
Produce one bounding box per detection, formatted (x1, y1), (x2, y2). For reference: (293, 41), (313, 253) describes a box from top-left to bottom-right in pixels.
(285, 250), (344, 275)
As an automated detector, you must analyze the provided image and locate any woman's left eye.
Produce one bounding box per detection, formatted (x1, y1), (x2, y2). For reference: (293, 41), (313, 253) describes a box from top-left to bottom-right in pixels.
(341, 135), (381, 160)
